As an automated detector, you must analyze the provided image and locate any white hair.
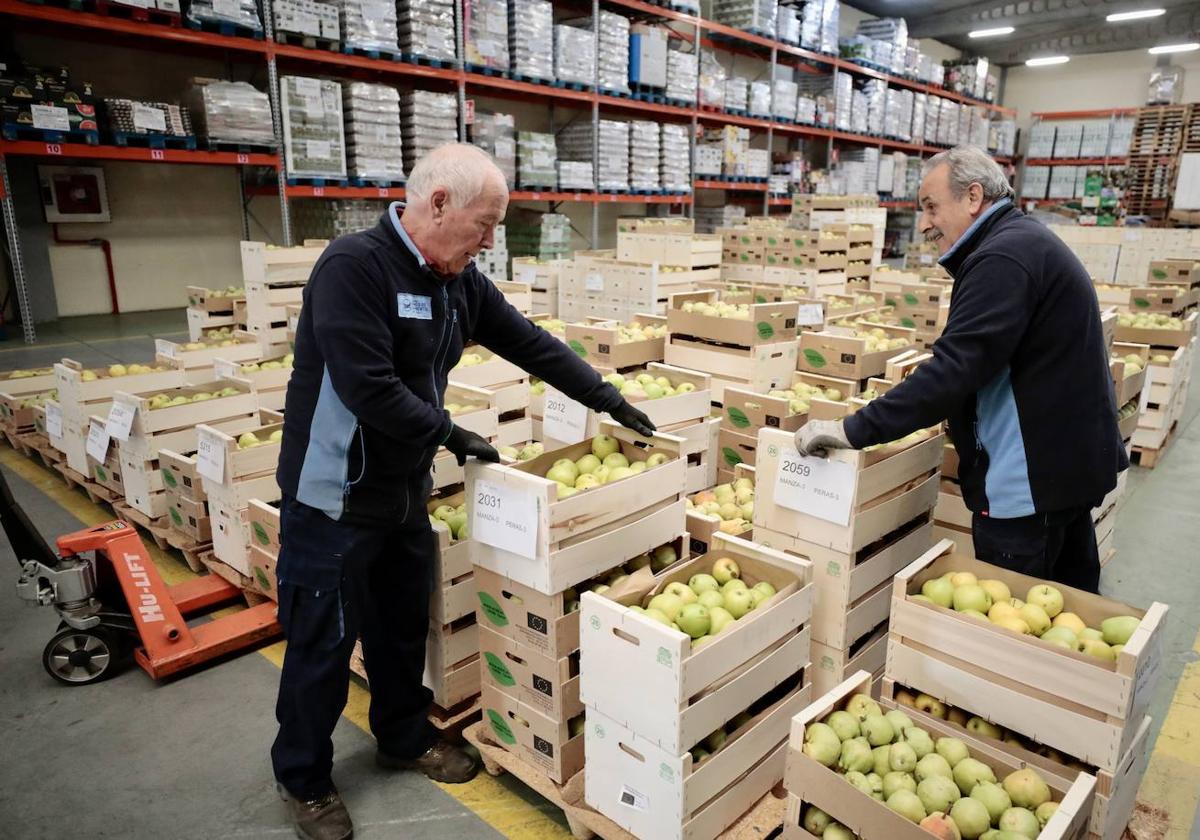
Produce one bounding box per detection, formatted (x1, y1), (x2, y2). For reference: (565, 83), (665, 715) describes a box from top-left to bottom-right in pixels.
(405, 142), (507, 208)
(923, 145), (1015, 202)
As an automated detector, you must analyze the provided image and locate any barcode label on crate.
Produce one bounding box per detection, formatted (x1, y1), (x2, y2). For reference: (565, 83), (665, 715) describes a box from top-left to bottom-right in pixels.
(31, 104), (69, 132)
(86, 420), (110, 463)
(471, 478), (537, 559)
(772, 445), (855, 525)
(541, 387), (588, 444)
(133, 103), (167, 133)
(196, 427), (225, 484)
(619, 785), (648, 812)
(105, 398), (137, 442)
(45, 402), (63, 439)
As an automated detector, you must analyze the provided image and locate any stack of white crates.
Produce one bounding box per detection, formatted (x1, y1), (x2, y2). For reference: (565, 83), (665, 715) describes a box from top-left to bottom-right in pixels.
(509, 0), (553, 82)
(629, 121), (661, 192)
(661, 124), (691, 193)
(400, 90), (456, 175)
(281, 76), (346, 181)
(397, 0), (456, 62)
(341, 82), (404, 184)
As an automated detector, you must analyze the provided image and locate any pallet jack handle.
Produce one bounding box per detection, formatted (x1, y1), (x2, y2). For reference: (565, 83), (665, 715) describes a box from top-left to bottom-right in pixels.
(0, 468), (60, 570)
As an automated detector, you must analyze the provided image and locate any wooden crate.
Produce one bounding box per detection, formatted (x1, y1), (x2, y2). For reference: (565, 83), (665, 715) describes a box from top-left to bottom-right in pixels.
(155, 332), (263, 374)
(512, 257), (570, 291)
(159, 448), (208, 502)
(887, 540), (1168, 773)
(55, 359), (186, 424)
(481, 682), (581, 785)
(87, 422), (125, 497)
(247, 498), (281, 558)
(783, 671), (1097, 840)
(668, 291), (800, 347)
(581, 534), (812, 754)
(112, 378), (259, 464)
(564, 315), (666, 370)
(187, 285), (242, 313)
(449, 346), (528, 389)
(584, 683), (808, 840)
(467, 424), (687, 594)
(1112, 311), (1197, 347)
(808, 622), (888, 699)
(168, 488), (212, 543)
(934, 478), (972, 530)
(753, 426), (943, 554)
(246, 544), (278, 600)
(721, 371), (857, 437)
(665, 336), (799, 404)
(427, 629), (481, 711)
(478, 625), (582, 722)
(1147, 258), (1200, 286)
(186, 307), (234, 341)
(494, 278), (532, 314)
(0, 385), (58, 435)
(196, 415), (282, 495)
(617, 231), (722, 268)
(685, 463), (755, 554)
(1129, 285), (1199, 313)
(799, 327), (917, 380)
(118, 453), (171, 519)
(215, 354), (291, 412)
(1143, 337), (1195, 404)
(0, 366), (57, 394)
(1110, 342), (1149, 405)
(285, 303), (301, 346)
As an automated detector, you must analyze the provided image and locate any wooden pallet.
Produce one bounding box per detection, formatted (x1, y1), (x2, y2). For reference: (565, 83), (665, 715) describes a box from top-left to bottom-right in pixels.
(565, 787), (788, 840)
(197, 549), (254, 591)
(4, 428), (32, 455)
(54, 462), (121, 507)
(112, 500), (172, 550)
(1129, 105), (1190, 156)
(164, 528), (213, 573)
(1131, 419), (1179, 469)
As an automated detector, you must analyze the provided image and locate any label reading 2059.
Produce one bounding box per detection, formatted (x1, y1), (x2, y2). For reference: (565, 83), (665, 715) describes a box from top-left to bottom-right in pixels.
(781, 460), (811, 477)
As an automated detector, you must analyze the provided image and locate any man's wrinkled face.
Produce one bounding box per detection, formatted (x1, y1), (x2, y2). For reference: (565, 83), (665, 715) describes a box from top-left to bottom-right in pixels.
(427, 178), (508, 274)
(918, 163), (984, 255)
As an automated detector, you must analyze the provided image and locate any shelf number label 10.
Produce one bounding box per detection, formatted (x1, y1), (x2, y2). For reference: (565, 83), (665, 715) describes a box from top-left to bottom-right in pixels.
(471, 478), (538, 560)
(541, 386), (589, 444)
(772, 445), (856, 526)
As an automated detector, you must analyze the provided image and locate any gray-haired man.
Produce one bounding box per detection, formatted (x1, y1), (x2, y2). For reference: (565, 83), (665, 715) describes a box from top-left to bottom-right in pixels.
(795, 145), (1126, 593)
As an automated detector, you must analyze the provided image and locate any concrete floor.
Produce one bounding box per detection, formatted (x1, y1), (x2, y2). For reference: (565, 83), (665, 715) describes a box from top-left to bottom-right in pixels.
(1, 313), (1199, 839)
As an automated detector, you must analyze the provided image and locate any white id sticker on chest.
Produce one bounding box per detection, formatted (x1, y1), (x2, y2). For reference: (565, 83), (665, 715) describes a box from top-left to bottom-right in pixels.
(397, 293), (433, 320)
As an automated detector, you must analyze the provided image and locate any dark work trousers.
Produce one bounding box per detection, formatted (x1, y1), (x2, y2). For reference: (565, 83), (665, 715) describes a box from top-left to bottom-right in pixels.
(971, 506), (1101, 594)
(271, 494), (437, 800)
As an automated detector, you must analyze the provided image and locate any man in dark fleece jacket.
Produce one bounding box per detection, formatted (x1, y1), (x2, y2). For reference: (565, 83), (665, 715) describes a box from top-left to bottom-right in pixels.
(794, 145), (1126, 595)
(270, 143), (654, 840)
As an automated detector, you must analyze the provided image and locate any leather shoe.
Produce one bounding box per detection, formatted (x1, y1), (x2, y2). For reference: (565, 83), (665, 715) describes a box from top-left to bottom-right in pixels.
(376, 738), (481, 784)
(277, 784), (353, 840)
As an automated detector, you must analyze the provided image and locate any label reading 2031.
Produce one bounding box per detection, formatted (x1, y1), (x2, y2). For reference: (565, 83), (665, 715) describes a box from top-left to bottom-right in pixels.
(471, 478), (538, 559)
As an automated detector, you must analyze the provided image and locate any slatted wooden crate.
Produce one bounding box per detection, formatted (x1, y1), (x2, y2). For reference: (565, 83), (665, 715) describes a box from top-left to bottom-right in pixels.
(667, 290), (801, 347)
(665, 336), (799, 405)
(241, 239), (326, 353)
(214, 353), (292, 412)
(155, 332), (263, 376)
(563, 315), (666, 371)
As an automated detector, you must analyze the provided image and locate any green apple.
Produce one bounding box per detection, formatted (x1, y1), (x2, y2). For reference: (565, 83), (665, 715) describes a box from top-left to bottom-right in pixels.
(676, 603), (711, 639)
(575, 454), (601, 474)
(921, 577), (955, 608)
(664, 581), (698, 605)
(647, 593), (684, 622)
(1018, 603), (1052, 636)
(723, 587), (754, 618)
(575, 474), (601, 490)
(642, 607), (672, 626)
(978, 579), (1012, 604)
(108, 364), (127, 377)
(712, 557), (741, 585)
(1079, 638), (1115, 661)
(1101, 615), (1139, 646)
(708, 606), (735, 634)
(650, 544), (678, 572)
(824, 710), (860, 741)
(591, 434), (619, 459)
(953, 584), (992, 614)
(237, 432), (260, 449)
(689, 573), (720, 595)
(602, 452), (629, 469)
(1026, 584), (1064, 618)
(697, 590), (724, 609)
(433, 504), (456, 521)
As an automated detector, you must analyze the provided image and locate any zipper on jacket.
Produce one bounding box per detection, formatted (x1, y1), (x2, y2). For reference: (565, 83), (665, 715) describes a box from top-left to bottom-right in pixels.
(430, 285), (453, 409)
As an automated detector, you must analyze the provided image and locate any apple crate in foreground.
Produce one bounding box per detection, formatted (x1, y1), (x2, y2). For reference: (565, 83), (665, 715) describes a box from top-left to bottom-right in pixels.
(797, 328), (917, 381)
(886, 540), (1167, 774)
(782, 671), (1096, 840)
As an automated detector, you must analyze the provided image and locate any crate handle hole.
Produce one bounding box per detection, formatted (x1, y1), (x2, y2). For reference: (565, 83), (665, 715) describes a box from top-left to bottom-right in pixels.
(612, 627), (640, 646)
(500, 589), (524, 605)
(618, 742), (645, 763)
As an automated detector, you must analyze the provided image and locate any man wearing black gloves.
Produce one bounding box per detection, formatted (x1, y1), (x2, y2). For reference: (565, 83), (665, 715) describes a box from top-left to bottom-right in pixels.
(794, 145), (1125, 595)
(271, 143), (654, 840)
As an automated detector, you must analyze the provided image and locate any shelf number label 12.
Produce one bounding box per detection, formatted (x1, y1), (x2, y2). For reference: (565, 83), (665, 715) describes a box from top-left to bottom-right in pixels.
(471, 477), (538, 560)
(772, 445), (856, 526)
(541, 386), (589, 444)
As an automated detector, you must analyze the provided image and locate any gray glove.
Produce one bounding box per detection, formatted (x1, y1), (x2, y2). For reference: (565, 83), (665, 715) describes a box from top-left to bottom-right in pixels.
(794, 419), (852, 457)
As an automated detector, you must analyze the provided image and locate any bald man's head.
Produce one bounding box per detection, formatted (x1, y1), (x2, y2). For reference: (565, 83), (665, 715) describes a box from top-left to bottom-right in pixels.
(400, 143), (509, 276)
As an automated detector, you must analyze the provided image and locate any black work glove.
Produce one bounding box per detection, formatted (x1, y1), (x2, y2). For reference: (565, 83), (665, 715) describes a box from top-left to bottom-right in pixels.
(443, 423), (500, 467)
(610, 399), (656, 437)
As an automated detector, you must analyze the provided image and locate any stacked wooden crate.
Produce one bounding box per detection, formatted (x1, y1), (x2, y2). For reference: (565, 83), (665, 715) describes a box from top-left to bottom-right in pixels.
(52, 360), (185, 479)
(870, 277), (951, 349)
(752, 425), (942, 697)
(885, 539), (1167, 840)
(559, 251), (690, 323)
(186, 285), (245, 341)
(797, 323), (917, 385)
(562, 315), (666, 373)
(616, 228), (721, 286)
(782, 670), (1099, 840)
(449, 345), (533, 447)
(904, 240), (941, 270)
(161, 449), (213, 550)
(512, 257), (571, 316)
(1115, 311), (1197, 465)
(0, 367), (57, 448)
(664, 290), (801, 404)
(106, 378), (261, 527)
(216, 353), (293, 412)
(823, 223), (875, 284)
(468, 425), (689, 786)
(579, 532), (813, 839)
(429, 381), (526, 491)
(494, 278), (533, 314)
(718, 226), (810, 271)
(684, 462), (755, 555)
(241, 240), (326, 356)
(155, 332), (263, 381)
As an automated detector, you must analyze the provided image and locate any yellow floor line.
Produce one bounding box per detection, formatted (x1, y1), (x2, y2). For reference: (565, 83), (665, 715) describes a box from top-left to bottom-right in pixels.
(3, 447), (570, 839)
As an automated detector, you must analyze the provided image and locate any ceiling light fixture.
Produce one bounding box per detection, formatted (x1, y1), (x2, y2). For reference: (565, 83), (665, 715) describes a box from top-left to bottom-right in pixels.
(1025, 55), (1070, 66)
(1148, 42), (1199, 54)
(1106, 9), (1165, 22)
(968, 26), (1015, 38)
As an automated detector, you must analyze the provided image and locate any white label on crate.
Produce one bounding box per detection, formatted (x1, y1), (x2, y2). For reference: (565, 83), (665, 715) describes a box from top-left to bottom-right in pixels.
(196, 427), (225, 484)
(133, 103), (167, 133)
(306, 139), (332, 159)
(212, 0), (241, 18)
(214, 359), (241, 380)
(105, 398), (137, 442)
(472, 478), (538, 559)
(618, 785), (649, 812)
(541, 387), (588, 444)
(516, 264), (538, 284)
(295, 11), (320, 35)
(585, 272), (604, 293)
(797, 303), (824, 326)
(86, 421), (110, 463)
(303, 95), (325, 120)
(31, 104), (70, 132)
(920, 254), (933, 265)
(155, 338), (177, 359)
(1138, 365), (1155, 416)
(772, 445), (856, 526)
(292, 77), (321, 97)
(45, 402), (63, 439)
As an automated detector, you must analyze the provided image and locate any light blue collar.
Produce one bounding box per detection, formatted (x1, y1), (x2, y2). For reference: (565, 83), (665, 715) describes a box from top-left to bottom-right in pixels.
(938, 198), (1013, 265)
(387, 201), (426, 268)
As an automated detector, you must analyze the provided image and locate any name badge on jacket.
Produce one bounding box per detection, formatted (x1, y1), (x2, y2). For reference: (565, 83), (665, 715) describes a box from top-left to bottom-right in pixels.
(397, 293), (432, 320)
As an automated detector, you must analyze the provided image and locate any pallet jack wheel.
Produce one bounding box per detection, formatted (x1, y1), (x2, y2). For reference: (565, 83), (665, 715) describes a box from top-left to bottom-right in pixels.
(42, 626), (121, 686)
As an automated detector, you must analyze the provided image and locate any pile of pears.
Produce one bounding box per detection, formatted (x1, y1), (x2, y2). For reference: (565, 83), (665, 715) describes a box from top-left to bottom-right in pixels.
(802, 693), (1062, 840)
(81, 363), (168, 382)
(767, 380), (846, 417)
(236, 429), (283, 449)
(679, 299), (752, 320)
(602, 370), (696, 401)
(241, 353), (294, 373)
(1116, 311), (1185, 331)
(148, 386), (241, 410)
(541, 434), (669, 499)
(498, 441), (544, 461)
(914, 572), (1141, 663)
(561, 541), (681, 612)
(854, 327), (911, 353)
(686, 477), (754, 536)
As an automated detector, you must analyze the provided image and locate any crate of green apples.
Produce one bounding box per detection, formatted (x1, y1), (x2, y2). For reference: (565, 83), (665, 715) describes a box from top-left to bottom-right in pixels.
(783, 670), (1096, 840)
(685, 464), (756, 554)
(155, 331), (263, 370)
(798, 325), (916, 380)
(54, 359), (185, 413)
(887, 540), (1167, 773)
(1112, 310), (1196, 348)
(0, 365), (57, 392)
(194, 417), (284, 503)
(114, 378), (261, 466)
(426, 489), (477, 625)
(564, 314), (668, 370)
(0, 387), (58, 433)
(668, 289), (802, 348)
(1108, 342), (1148, 405)
(187, 284), (245, 312)
(449, 344), (528, 390)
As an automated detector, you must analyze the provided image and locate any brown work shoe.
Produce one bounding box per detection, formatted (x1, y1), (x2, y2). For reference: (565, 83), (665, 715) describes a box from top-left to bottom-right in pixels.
(277, 784), (354, 840)
(376, 738), (481, 784)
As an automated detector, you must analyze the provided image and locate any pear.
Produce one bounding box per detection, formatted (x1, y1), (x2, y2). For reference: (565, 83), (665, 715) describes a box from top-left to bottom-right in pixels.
(1101, 615), (1140, 646)
(916, 752), (954, 782)
(1002, 768), (1051, 809)
(825, 710), (860, 742)
(935, 737), (970, 768)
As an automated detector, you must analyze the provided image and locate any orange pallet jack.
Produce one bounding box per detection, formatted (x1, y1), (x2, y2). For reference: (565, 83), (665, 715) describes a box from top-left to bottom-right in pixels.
(5, 471), (280, 684)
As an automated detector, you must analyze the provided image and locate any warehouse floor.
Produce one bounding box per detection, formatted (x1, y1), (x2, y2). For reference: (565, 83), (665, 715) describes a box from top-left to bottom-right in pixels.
(1, 312), (1199, 840)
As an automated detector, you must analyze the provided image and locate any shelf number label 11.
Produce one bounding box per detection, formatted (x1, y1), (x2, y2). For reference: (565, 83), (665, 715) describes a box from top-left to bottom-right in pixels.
(471, 477), (538, 560)
(772, 445), (856, 526)
(542, 386), (589, 444)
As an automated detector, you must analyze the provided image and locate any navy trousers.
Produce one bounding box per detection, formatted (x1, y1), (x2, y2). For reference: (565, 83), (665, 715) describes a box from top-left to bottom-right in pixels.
(971, 506), (1101, 594)
(271, 494), (437, 799)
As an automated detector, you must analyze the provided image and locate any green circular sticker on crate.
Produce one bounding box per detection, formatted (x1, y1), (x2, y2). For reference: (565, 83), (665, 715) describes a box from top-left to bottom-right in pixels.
(803, 349), (827, 369)
(487, 709), (517, 745)
(96, 466), (107, 482)
(756, 321), (775, 340)
(755, 294), (767, 304)
(161, 468), (177, 488)
(1133, 297), (1150, 309)
(253, 522), (270, 545)
(568, 340), (588, 358)
(726, 407), (751, 429)
(254, 567), (273, 592)
(170, 507), (183, 526)
(484, 652), (516, 687)
(904, 292), (920, 306)
(885, 297), (898, 307)
(901, 317), (916, 329)
(478, 592), (508, 627)
(722, 447), (743, 467)
(1152, 268), (1167, 280)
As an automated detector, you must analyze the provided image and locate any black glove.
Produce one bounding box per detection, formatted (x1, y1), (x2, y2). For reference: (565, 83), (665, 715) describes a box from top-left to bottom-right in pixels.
(610, 400), (656, 437)
(443, 423), (500, 467)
